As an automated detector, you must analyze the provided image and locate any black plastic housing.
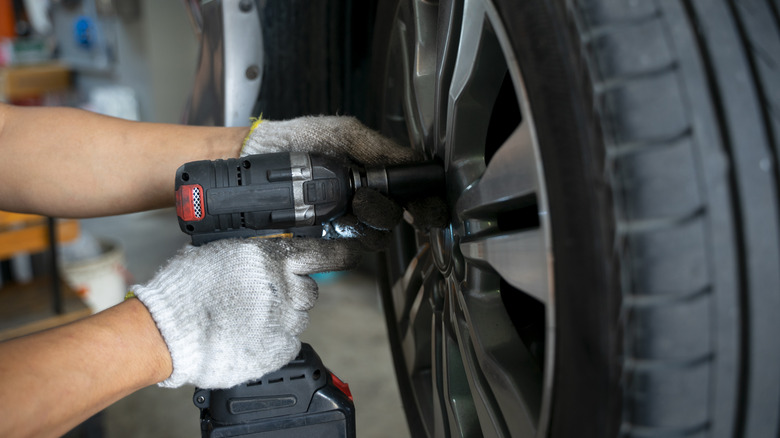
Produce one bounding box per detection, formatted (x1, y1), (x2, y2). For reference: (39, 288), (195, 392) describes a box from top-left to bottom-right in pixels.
(194, 344), (355, 438)
(176, 153), (351, 245)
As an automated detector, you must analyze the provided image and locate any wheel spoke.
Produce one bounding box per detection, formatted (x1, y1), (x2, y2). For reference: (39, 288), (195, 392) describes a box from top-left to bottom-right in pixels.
(444, 0), (506, 192)
(411, 0), (438, 145)
(441, 284), (481, 437)
(392, 17), (423, 149)
(448, 0), (493, 107)
(460, 228), (550, 305)
(402, 265), (438, 374)
(449, 292), (509, 436)
(431, 299), (451, 437)
(433, 0), (464, 158)
(392, 1), (439, 152)
(454, 277), (542, 436)
(456, 122), (539, 218)
(392, 244), (433, 333)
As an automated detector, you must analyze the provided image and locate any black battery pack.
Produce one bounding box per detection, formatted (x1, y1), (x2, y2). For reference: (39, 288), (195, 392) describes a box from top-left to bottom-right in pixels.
(194, 344), (355, 438)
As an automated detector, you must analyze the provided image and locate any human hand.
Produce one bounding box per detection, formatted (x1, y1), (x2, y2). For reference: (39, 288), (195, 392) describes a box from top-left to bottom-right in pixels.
(242, 116), (448, 248)
(240, 115), (418, 166)
(132, 238), (360, 389)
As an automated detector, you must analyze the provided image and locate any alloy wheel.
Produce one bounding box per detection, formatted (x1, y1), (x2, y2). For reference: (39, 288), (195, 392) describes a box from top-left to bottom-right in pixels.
(378, 0), (555, 436)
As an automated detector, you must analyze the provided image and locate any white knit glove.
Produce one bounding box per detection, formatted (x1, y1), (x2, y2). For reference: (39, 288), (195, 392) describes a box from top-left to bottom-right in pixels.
(241, 115), (418, 166)
(132, 238), (360, 389)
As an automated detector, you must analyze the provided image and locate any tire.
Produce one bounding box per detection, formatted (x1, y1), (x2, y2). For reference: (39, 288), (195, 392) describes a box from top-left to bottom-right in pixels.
(253, 0), (347, 120)
(369, 0), (780, 437)
(254, 0), (377, 120)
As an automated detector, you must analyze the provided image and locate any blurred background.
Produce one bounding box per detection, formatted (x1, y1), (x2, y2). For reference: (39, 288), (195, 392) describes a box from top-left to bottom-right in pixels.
(0, 1), (408, 436)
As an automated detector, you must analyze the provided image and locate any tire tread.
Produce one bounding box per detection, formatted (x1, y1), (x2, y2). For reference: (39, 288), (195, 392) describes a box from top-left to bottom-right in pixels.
(564, 0), (780, 435)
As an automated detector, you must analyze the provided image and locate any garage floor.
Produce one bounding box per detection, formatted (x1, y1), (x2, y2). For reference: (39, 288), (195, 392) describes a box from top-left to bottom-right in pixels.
(77, 209), (410, 438)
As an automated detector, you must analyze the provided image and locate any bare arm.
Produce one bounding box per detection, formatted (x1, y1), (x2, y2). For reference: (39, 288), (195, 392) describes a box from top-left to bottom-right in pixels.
(0, 299), (172, 438)
(0, 103), (248, 217)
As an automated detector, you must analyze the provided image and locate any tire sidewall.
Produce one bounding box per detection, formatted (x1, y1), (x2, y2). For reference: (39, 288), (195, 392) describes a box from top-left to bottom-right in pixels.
(490, 0), (623, 436)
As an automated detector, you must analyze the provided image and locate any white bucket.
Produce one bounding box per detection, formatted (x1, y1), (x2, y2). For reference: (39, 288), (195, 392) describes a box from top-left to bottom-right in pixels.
(61, 239), (127, 313)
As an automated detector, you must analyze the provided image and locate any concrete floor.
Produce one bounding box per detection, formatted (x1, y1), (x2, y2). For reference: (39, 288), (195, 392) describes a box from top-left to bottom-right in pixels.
(77, 209), (410, 437)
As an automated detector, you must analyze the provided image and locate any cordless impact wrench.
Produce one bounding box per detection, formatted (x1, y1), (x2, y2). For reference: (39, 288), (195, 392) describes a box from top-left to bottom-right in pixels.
(176, 151), (445, 244)
(175, 151), (444, 437)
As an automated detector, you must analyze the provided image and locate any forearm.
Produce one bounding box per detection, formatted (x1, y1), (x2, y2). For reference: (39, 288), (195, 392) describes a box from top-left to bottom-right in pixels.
(0, 103), (248, 217)
(0, 299), (172, 438)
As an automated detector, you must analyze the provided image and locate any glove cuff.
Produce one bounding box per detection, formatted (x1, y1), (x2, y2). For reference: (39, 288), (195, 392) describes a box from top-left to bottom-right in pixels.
(133, 278), (203, 388)
(239, 115), (419, 165)
(240, 116), (264, 156)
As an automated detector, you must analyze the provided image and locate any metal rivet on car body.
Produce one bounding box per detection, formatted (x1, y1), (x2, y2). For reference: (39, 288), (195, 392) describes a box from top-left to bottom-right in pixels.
(239, 0), (253, 13)
(245, 65), (260, 80)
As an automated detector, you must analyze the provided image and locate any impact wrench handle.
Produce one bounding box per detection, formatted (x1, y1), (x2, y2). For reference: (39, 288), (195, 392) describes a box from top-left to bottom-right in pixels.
(175, 152), (444, 246)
